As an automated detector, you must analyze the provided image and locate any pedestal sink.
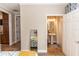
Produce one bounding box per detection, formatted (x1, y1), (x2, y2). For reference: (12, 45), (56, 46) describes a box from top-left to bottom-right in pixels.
(48, 33), (56, 44)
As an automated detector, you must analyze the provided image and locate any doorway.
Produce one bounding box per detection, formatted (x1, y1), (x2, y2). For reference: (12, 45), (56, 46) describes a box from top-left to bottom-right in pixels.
(47, 16), (64, 56)
(0, 3), (21, 51)
(0, 12), (9, 51)
(0, 12), (9, 44)
(0, 13), (21, 51)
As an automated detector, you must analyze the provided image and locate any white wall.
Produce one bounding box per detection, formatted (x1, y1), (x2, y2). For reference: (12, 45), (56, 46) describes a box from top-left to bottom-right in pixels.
(20, 4), (65, 52)
(63, 9), (79, 56)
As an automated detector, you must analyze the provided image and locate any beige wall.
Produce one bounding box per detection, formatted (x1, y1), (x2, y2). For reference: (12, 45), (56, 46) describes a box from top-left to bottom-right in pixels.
(20, 4), (65, 52)
(56, 16), (63, 47)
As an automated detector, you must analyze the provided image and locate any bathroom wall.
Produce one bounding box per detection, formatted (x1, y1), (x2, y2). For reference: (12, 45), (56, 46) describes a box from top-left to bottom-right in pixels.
(56, 16), (63, 47)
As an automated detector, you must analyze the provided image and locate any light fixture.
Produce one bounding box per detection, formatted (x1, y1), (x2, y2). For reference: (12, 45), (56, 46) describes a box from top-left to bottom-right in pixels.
(48, 19), (55, 22)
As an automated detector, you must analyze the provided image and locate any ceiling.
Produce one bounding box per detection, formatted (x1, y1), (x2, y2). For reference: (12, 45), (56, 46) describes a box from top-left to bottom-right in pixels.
(0, 3), (67, 12)
(21, 3), (67, 6)
(0, 3), (20, 12)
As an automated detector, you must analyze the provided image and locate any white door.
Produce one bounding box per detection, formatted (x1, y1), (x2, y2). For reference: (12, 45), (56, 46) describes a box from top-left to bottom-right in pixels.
(63, 14), (71, 56)
(71, 10), (79, 55)
(63, 9), (79, 56)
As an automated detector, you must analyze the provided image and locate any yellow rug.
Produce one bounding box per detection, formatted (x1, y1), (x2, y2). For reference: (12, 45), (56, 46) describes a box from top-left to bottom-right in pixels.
(18, 51), (37, 56)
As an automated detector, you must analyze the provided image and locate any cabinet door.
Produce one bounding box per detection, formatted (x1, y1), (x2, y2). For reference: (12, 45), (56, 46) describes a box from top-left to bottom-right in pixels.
(1, 12), (9, 44)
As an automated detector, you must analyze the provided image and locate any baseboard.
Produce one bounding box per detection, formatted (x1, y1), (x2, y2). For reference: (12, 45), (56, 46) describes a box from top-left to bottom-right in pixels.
(9, 41), (15, 46)
(9, 40), (20, 46)
(9, 42), (12, 46)
(15, 40), (20, 43)
(38, 50), (47, 53)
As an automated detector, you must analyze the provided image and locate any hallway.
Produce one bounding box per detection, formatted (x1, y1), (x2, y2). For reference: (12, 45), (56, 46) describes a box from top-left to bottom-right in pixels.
(48, 44), (64, 56)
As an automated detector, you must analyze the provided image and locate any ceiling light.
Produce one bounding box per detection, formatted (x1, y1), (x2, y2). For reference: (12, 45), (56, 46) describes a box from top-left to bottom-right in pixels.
(48, 19), (55, 22)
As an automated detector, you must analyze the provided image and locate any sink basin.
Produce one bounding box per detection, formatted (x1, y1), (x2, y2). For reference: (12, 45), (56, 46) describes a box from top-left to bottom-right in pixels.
(48, 33), (56, 36)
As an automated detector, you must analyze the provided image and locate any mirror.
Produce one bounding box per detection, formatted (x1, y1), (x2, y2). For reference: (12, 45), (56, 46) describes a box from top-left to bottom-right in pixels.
(48, 20), (55, 33)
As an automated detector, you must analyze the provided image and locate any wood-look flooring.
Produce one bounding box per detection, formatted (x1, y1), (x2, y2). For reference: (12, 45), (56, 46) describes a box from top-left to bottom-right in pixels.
(1, 41), (21, 51)
(31, 47), (37, 52)
(47, 44), (64, 56)
(1, 41), (64, 56)
(38, 44), (64, 56)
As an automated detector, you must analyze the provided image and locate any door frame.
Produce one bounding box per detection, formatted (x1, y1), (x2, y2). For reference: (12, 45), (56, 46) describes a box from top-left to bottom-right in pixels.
(0, 8), (12, 46)
(46, 14), (64, 51)
(15, 15), (21, 44)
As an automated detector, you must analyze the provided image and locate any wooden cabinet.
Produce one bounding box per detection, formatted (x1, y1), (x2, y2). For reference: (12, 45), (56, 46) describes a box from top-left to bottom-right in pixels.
(0, 12), (9, 44)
